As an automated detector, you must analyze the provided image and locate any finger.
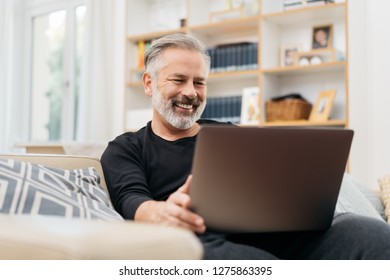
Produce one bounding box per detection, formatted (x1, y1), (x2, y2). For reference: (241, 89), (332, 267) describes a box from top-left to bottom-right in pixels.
(167, 204), (206, 233)
(167, 208), (206, 233)
(177, 175), (192, 194)
(166, 215), (206, 234)
(168, 219), (205, 234)
(150, 201), (205, 233)
(175, 206), (205, 228)
(168, 191), (191, 208)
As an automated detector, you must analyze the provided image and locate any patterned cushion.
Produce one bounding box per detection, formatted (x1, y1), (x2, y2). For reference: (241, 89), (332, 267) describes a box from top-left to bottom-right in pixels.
(0, 158), (123, 221)
(378, 175), (390, 223)
(336, 173), (384, 221)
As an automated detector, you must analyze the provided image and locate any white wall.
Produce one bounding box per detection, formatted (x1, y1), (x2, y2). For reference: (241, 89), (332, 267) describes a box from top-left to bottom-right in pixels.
(349, 0), (390, 189)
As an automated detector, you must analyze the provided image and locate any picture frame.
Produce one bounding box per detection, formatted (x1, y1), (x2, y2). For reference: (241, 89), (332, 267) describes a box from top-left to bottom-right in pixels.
(280, 44), (301, 67)
(294, 48), (335, 66)
(240, 87), (260, 125)
(312, 24), (333, 49)
(309, 89), (336, 121)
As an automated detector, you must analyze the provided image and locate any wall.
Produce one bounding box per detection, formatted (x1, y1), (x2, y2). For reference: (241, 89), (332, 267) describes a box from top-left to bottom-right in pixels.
(349, 0), (390, 189)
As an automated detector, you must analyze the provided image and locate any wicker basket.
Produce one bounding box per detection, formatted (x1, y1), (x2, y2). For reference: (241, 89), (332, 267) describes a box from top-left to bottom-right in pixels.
(266, 98), (312, 121)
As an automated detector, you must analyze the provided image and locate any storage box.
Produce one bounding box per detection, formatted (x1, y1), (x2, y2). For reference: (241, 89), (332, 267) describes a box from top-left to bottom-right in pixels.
(266, 98), (312, 121)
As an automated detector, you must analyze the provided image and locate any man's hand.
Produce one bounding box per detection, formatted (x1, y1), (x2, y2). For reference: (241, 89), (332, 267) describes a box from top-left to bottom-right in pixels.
(135, 175), (206, 234)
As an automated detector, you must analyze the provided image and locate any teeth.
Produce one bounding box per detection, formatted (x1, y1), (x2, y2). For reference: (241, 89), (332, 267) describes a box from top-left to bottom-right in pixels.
(176, 103), (193, 109)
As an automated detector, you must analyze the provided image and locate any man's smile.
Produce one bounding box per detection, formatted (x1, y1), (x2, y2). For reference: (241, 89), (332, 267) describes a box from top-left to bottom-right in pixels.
(175, 102), (195, 110)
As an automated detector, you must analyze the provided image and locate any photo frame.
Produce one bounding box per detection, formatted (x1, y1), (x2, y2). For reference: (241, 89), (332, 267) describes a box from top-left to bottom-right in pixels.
(240, 87), (260, 125)
(309, 89), (336, 121)
(280, 44), (301, 67)
(312, 24), (333, 49)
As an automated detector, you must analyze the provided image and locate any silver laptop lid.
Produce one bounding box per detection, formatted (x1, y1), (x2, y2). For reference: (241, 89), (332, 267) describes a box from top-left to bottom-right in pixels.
(189, 126), (353, 233)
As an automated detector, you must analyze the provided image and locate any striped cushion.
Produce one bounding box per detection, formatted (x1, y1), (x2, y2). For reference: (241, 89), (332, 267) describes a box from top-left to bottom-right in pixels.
(0, 158), (123, 221)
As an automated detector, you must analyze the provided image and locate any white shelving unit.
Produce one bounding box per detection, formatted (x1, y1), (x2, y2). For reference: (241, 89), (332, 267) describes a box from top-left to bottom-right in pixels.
(260, 0), (348, 126)
(124, 0), (348, 131)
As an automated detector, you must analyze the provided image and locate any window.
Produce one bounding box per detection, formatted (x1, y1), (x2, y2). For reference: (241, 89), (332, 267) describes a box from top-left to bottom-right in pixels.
(28, 0), (86, 141)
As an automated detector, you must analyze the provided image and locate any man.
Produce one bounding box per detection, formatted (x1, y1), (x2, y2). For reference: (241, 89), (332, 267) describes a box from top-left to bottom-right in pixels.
(101, 33), (390, 259)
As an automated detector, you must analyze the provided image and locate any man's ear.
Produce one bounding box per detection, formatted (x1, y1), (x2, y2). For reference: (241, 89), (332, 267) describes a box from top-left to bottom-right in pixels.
(142, 72), (153, 97)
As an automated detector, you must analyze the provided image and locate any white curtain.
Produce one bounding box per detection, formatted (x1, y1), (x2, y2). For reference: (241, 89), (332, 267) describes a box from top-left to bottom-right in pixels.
(0, 0), (15, 153)
(77, 0), (126, 143)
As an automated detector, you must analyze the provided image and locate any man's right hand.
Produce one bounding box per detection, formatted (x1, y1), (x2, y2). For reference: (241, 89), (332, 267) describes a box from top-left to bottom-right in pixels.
(134, 175), (206, 234)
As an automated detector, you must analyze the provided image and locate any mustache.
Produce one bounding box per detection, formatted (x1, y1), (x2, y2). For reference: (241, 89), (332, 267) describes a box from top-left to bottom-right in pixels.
(171, 96), (202, 107)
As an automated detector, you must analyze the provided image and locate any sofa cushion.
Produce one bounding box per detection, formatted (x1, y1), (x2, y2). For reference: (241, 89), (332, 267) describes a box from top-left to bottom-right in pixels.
(0, 158), (123, 221)
(378, 175), (390, 223)
(335, 173), (384, 221)
(344, 173), (386, 219)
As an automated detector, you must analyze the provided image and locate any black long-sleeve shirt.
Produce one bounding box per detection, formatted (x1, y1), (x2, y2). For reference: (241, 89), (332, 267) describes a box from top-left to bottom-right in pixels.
(101, 119), (223, 219)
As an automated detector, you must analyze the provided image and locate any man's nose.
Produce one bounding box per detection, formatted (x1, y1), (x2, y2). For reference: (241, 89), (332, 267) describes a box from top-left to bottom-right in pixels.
(181, 82), (197, 99)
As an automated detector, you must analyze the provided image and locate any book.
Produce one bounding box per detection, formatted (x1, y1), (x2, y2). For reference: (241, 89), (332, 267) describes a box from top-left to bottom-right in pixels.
(284, 0), (334, 4)
(284, 0), (334, 10)
(137, 40), (146, 69)
(207, 42), (258, 73)
(201, 96), (242, 123)
(240, 87), (260, 125)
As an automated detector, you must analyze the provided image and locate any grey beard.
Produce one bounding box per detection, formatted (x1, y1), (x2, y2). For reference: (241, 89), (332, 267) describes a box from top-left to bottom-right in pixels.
(151, 86), (206, 130)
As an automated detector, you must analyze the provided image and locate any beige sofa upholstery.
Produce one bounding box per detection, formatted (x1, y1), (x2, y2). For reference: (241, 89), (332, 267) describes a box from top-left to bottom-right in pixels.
(0, 154), (203, 260)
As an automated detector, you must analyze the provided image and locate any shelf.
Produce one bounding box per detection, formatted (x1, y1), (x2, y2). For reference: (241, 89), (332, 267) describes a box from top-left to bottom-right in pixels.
(127, 27), (187, 42)
(126, 81), (143, 88)
(262, 2), (346, 26)
(261, 61), (346, 76)
(208, 69), (259, 81)
(14, 142), (65, 154)
(261, 119), (346, 127)
(127, 15), (259, 43)
(189, 16), (259, 37)
(126, 69), (259, 87)
(124, 0), (348, 133)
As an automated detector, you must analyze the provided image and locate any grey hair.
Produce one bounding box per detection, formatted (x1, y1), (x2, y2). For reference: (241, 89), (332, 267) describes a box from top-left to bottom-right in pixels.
(144, 33), (211, 79)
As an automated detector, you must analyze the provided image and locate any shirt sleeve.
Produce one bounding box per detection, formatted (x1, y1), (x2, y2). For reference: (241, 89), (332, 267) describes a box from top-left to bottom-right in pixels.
(101, 133), (152, 219)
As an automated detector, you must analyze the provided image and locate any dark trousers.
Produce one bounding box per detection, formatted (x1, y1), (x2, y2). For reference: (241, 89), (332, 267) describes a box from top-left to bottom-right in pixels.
(198, 213), (390, 259)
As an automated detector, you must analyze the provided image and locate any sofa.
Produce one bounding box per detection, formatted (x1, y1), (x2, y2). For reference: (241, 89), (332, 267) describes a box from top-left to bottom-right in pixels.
(0, 153), (389, 260)
(0, 154), (203, 260)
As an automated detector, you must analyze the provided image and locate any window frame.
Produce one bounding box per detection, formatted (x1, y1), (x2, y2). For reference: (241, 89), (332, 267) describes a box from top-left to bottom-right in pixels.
(25, 0), (87, 142)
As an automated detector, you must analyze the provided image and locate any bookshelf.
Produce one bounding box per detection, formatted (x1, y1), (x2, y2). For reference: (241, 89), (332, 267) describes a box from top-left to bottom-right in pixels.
(260, 0), (348, 127)
(124, 0), (348, 131)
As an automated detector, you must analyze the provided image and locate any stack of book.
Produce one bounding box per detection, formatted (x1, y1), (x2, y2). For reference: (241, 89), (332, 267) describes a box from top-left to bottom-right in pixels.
(136, 40), (152, 70)
(284, 0), (334, 10)
(201, 95), (242, 124)
(207, 42), (258, 73)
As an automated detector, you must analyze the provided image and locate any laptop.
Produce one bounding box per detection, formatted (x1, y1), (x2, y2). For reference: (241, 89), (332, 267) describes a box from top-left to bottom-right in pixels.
(189, 126), (354, 233)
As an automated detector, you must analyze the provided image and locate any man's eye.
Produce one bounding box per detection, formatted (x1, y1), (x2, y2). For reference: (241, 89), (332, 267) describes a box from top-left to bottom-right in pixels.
(171, 79), (183, 84)
(195, 81), (205, 86)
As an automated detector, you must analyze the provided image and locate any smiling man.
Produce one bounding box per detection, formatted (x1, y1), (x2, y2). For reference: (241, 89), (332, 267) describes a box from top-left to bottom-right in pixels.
(101, 33), (390, 260)
(146, 44), (207, 133)
(101, 34), (214, 235)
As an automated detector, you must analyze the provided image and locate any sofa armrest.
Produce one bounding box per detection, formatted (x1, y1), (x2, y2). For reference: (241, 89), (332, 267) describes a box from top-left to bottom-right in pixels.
(0, 215), (203, 260)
